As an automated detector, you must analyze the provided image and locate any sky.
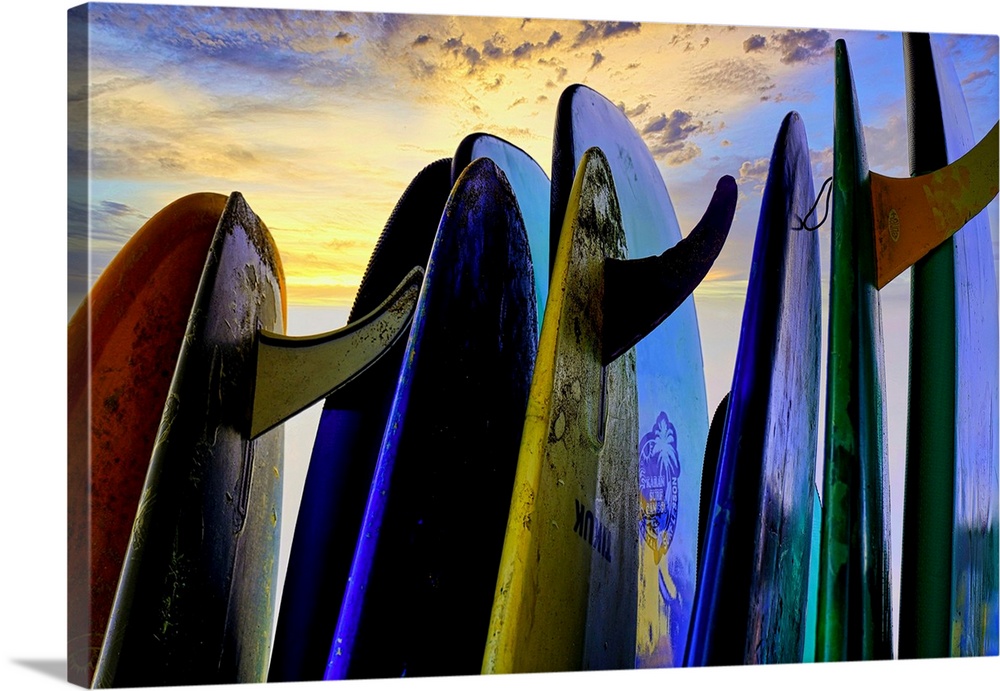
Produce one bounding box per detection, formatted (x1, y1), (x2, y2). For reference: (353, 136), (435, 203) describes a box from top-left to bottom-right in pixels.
(63, 0), (998, 670)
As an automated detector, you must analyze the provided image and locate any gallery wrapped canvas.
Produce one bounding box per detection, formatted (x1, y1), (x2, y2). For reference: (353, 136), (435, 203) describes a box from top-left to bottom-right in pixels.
(66, 1), (998, 688)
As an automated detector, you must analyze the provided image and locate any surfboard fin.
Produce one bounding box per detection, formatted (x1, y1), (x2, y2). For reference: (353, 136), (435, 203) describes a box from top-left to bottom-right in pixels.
(871, 119), (998, 289)
(248, 267), (423, 439)
(602, 175), (737, 364)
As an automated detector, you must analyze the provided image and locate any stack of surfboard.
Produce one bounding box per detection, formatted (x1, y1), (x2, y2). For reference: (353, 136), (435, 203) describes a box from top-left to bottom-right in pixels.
(69, 45), (997, 686)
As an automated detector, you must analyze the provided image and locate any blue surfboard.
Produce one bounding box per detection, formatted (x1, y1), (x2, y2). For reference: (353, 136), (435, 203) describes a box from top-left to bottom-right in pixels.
(268, 159), (453, 682)
(324, 157), (538, 679)
(552, 84), (710, 667)
(686, 111), (821, 665)
(453, 134), (550, 326)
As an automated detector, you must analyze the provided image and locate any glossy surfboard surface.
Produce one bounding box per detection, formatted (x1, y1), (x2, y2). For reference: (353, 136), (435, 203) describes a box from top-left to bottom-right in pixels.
(899, 33), (999, 659)
(815, 39), (893, 662)
(687, 111), (821, 665)
(482, 147), (637, 674)
(325, 157), (538, 679)
(67, 193), (225, 686)
(268, 159), (452, 682)
(453, 134), (550, 324)
(552, 84), (708, 668)
(92, 193), (287, 687)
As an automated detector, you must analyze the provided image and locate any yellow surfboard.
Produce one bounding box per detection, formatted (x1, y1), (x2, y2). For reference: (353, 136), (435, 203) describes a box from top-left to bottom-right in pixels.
(482, 148), (638, 673)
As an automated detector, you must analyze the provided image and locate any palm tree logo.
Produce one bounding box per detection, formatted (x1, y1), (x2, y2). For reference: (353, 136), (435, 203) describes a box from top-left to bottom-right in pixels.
(638, 411), (680, 564)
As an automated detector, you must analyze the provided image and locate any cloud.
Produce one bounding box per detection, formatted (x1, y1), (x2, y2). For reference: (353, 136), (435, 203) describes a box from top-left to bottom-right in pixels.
(743, 34), (766, 52)
(665, 143), (701, 166)
(512, 42), (536, 60)
(482, 38), (505, 60)
(462, 45), (482, 68)
(413, 34), (432, 46)
(770, 29), (832, 64)
(573, 21), (640, 48)
(862, 114), (908, 175)
(624, 102), (649, 119)
(690, 58), (774, 98)
(962, 69), (995, 86)
(737, 157), (770, 191)
(590, 51), (605, 70)
(642, 110), (706, 164)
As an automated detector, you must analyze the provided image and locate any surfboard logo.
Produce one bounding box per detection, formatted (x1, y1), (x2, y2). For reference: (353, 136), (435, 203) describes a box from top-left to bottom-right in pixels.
(638, 411), (680, 564)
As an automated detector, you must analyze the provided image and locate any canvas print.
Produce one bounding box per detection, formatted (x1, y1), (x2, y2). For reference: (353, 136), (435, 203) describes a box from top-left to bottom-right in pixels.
(66, 2), (999, 688)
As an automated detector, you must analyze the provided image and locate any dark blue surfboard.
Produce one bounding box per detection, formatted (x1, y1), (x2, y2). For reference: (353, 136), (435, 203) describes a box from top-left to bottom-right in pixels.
(686, 111), (821, 665)
(453, 134), (550, 326)
(553, 84), (710, 667)
(324, 157), (538, 679)
(268, 159), (453, 682)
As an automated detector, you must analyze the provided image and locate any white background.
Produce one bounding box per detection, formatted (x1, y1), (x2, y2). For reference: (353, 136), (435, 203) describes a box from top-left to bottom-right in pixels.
(3, 1), (998, 690)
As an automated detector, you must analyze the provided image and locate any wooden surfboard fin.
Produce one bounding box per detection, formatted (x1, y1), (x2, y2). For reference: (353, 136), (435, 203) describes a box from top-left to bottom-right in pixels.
(249, 267), (423, 439)
(602, 175), (737, 363)
(871, 120), (998, 289)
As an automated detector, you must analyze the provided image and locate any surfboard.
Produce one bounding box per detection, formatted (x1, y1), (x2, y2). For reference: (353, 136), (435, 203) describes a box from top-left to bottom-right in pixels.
(814, 39), (894, 662)
(268, 159), (453, 682)
(482, 146), (735, 673)
(91, 192), (287, 687)
(898, 32), (999, 659)
(323, 157), (538, 679)
(67, 193), (227, 685)
(453, 134), (550, 325)
(481, 148), (636, 673)
(686, 111), (822, 665)
(551, 83), (712, 668)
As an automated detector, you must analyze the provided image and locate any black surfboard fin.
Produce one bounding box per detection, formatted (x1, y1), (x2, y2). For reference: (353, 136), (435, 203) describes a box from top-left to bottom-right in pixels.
(602, 175), (737, 364)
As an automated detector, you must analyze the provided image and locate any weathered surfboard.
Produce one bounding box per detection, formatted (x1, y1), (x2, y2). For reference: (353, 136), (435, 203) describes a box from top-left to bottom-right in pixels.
(482, 146), (735, 673)
(67, 193), (227, 685)
(453, 134), (550, 325)
(814, 39), (894, 662)
(268, 159), (453, 682)
(552, 84), (712, 668)
(92, 193), (287, 686)
(481, 148), (638, 673)
(686, 111), (822, 665)
(324, 157), (538, 679)
(898, 32), (999, 659)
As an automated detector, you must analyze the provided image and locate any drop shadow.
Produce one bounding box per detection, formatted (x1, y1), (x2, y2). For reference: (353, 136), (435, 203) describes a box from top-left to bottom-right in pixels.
(10, 659), (66, 682)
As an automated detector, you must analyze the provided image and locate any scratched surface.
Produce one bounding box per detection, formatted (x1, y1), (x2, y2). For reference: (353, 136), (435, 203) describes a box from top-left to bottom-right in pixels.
(67, 193), (226, 686)
(686, 112), (821, 665)
(269, 159), (452, 683)
(91, 193), (286, 687)
(482, 148), (638, 674)
(815, 40), (893, 662)
(552, 85), (708, 668)
(453, 134), (550, 327)
(324, 158), (538, 679)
